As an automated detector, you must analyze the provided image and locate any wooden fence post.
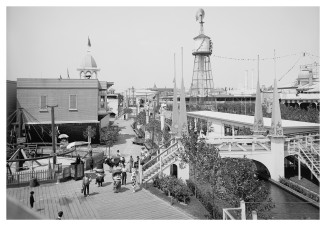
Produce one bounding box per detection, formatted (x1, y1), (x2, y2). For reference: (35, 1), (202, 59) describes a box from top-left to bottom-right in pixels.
(252, 211), (257, 220)
(240, 200), (246, 220)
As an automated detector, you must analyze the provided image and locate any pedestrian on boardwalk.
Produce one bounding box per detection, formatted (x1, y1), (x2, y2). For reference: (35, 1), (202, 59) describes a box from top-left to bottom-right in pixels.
(121, 163), (127, 185)
(30, 191), (35, 208)
(116, 150), (121, 157)
(128, 156), (134, 173)
(131, 168), (137, 193)
(75, 154), (81, 164)
(89, 157), (94, 172)
(121, 156), (126, 165)
(95, 172), (104, 187)
(82, 174), (92, 197)
(57, 211), (63, 220)
(134, 156), (140, 169)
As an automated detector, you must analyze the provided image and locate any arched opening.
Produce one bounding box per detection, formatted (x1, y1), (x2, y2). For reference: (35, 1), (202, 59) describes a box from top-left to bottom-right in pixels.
(252, 160), (271, 180)
(170, 164), (178, 178)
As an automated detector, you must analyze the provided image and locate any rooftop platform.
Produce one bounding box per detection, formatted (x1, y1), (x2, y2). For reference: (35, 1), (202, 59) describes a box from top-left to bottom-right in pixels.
(187, 111), (319, 135)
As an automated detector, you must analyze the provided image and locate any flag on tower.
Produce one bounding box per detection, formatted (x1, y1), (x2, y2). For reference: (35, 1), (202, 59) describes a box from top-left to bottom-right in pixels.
(67, 68), (70, 79)
(88, 36), (91, 47)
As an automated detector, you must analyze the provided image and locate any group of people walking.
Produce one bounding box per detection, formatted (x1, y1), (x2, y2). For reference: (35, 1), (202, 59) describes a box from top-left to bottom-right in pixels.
(81, 150), (141, 195)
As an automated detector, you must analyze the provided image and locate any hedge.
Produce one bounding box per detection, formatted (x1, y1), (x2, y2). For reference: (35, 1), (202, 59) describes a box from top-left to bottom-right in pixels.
(153, 175), (192, 204)
(279, 177), (319, 202)
(186, 179), (223, 219)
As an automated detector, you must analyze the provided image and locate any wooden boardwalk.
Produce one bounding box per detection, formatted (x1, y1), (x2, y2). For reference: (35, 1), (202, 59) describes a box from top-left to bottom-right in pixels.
(7, 168), (192, 219)
(7, 119), (193, 220)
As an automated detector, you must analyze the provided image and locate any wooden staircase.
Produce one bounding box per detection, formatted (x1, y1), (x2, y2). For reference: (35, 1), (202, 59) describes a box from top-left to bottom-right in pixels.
(297, 142), (320, 181)
(140, 137), (182, 184)
(288, 135), (320, 181)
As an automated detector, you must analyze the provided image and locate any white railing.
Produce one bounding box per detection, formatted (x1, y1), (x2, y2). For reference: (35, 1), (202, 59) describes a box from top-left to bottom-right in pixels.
(297, 143), (320, 177)
(222, 200), (247, 220)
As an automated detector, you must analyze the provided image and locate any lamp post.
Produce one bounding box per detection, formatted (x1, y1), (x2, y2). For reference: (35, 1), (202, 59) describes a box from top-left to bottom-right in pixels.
(132, 86), (135, 106)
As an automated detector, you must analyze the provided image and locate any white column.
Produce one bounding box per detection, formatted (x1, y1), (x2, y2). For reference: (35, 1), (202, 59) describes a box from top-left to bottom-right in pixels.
(240, 200), (246, 220)
(160, 114), (165, 131)
(298, 158), (301, 180)
(232, 125), (235, 137)
(270, 136), (285, 180)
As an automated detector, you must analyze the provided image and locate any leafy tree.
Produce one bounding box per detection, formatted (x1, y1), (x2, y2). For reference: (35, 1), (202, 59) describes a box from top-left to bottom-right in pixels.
(123, 107), (133, 114)
(100, 125), (121, 157)
(83, 126), (96, 143)
(180, 132), (274, 219)
(145, 118), (162, 147)
(218, 157), (275, 219)
(136, 110), (146, 126)
(162, 125), (171, 148)
(180, 131), (200, 195)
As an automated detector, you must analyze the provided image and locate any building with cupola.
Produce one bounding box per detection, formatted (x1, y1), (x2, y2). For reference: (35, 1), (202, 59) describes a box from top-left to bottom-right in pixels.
(13, 38), (117, 143)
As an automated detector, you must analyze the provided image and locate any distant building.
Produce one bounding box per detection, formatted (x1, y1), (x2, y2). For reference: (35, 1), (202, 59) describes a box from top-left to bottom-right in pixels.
(263, 62), (320, 110)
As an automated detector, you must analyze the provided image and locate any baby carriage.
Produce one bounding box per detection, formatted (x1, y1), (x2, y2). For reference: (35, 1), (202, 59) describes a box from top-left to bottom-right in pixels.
(112, 168), (122, 193)
(95, 169), (105, 187)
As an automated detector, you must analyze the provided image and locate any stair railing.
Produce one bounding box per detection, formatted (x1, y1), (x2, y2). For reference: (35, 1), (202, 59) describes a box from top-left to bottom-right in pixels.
(142, 139), (178, 172)
(297, 143), (320, 178)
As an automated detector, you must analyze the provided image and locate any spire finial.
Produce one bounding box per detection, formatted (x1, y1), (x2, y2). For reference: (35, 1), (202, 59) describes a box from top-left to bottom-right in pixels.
(88, 36), (91, 47)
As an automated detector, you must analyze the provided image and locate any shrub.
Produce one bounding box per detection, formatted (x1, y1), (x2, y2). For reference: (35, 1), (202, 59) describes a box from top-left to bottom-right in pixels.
(279, 178), (319, 202)
(155, 176), (191, 204)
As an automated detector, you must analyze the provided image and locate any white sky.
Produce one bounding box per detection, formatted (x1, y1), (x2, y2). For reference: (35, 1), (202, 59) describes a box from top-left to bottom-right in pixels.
(6, 6), (319, 92)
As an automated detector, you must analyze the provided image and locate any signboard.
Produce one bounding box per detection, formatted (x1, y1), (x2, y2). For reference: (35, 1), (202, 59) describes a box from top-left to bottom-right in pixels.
(17, 137), (26, 144)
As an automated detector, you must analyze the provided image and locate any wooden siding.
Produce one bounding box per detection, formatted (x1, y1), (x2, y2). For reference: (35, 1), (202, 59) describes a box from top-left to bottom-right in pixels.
(17, 88), (99, 123)
(17, 78), (99, 89)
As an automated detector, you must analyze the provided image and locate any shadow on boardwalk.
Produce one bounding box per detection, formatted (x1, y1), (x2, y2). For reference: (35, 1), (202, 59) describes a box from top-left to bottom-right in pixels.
(114, 134), (135, 145)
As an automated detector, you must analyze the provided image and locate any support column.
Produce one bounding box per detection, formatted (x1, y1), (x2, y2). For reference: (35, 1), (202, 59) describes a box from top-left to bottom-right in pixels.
(298, 157), (301, 180)
(270, 136), (285, 180)
(232, 125), (235, 137)
(139, 158), (142, 185)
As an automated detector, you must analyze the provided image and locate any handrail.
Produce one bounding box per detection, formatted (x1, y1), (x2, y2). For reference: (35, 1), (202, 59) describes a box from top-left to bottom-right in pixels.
(297, 143), (320, 174)
(222, 208), (242, 220)
(142, 141), (178, 170)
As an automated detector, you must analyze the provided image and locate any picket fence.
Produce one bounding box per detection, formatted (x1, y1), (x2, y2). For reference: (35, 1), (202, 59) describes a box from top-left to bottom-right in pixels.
(7, 166), (71, 185)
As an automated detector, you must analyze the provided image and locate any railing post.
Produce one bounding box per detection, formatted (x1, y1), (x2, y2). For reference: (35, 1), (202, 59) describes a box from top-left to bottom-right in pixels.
(240, 200), (246, 220)
(252, 211), (257, 220)
(223, 210), (226, 220)
(160, 155), (162, 178)
(139, 158), (142, 185)
(298, 157), (301, 180)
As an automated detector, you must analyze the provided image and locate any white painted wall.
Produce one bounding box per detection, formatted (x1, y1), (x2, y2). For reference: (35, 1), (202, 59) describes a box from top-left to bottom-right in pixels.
(207, 120), (225, 138)
(162, 160), (189, 182)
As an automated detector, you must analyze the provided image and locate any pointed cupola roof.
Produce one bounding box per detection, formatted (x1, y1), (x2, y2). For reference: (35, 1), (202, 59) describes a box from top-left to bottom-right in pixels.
(270, 78), (283, 136)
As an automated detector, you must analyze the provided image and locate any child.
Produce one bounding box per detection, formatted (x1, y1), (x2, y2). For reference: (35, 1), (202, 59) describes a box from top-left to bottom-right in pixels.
(30, 191), (35, 208)
(57, 211), (63, 220)
(131, 168), (137, 193)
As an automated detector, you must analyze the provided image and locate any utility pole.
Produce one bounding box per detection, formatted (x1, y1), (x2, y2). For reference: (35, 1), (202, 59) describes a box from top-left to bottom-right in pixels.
(17, 108), (23, 138)
(47, 105), (58, 165)
(132, 86), (135, 106)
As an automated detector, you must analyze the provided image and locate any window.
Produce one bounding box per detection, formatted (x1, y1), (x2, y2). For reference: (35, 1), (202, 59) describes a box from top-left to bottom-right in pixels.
(69, 95), (77, 110)
(40, 96), (47, 111)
